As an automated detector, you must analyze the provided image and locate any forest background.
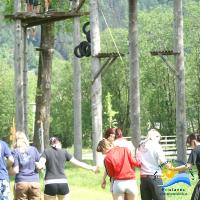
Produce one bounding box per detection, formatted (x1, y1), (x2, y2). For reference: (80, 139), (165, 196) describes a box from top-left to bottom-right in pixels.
(0, 0), (199, 148)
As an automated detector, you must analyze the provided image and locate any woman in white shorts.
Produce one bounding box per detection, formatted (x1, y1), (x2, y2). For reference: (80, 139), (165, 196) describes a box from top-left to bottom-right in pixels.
(97, 138), (140, 200)
(101, 128), (136, 200)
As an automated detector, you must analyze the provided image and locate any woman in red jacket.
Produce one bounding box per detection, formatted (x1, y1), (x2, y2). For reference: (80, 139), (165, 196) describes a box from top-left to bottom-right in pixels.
(97, 138), (140, 200)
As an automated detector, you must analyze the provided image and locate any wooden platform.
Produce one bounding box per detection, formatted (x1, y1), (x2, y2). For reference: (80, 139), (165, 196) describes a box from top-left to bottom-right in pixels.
(96, 52), (125, 58)
(5, 11), (89, 27)
(150, 50), (180, 56)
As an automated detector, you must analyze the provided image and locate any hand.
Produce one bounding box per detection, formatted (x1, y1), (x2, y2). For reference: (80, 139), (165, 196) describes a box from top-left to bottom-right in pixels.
(35, 162), (44, 170)
(35, 162), (39, 169)
(92, 166), (100, 173)
(101, 179), (106, 189)
(167, 163), (175, 171)
(168, 164), (176, 171)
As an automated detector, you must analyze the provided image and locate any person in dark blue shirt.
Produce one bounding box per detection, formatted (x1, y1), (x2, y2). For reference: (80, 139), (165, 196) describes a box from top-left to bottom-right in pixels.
(0, 140), (14, 200)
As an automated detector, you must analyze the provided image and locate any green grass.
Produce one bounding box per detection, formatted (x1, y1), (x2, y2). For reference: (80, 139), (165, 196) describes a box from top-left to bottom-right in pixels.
(10, 161), (197, 200)
(65, 161), (113, 200)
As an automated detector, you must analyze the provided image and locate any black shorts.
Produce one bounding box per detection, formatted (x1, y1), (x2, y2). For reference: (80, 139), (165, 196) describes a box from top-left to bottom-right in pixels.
(26, 0), (39, 6)
(44, 183), (69, 196)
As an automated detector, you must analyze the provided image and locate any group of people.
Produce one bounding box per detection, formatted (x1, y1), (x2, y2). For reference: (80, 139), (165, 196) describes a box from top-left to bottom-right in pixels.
(97, 128), (200, 200)
(1, 128), (200, 200)
(0, 131), (98, 200)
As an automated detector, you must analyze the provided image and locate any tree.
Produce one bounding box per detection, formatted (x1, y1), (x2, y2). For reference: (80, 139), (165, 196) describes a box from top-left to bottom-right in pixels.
(33, 23), (55, 151)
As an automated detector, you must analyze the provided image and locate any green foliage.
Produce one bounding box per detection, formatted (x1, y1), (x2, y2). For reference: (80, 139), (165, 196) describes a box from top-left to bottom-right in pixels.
(27, 72), (37, 139)
(104, 92), (118, 128)
(184, 1), (200, 132)
(101, 28), (130, 134)
(3, 0), (14, 14)
(0, 62), (14, 142)
(50, 57), (73, 147)
(138, 6), (176, 135)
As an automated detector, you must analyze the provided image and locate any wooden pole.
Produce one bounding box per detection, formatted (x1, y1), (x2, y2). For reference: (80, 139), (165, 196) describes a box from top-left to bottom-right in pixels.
(14, 0), (25, 132)
(73, 0), (82, 160)
(129, 0), (141, 148)
(90, 0), (103, 165)
(174, 0), (187, 162)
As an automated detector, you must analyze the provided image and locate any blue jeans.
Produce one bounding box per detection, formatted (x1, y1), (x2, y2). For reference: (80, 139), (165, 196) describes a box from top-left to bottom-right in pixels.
(0, 180), (10, 200)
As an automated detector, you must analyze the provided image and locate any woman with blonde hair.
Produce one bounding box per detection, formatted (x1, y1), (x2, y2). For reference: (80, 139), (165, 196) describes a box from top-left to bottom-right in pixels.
(12, 131), (41, 200)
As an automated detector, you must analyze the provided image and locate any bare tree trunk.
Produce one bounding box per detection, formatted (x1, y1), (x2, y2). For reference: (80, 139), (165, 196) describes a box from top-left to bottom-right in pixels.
(174, 0), (186, 162)
(73, 0), (82, 160)
(90, 0), (103, 165)
(33, 23), (55, 152)
(14, 0), (25, 133)
(129, 0), (141, 148)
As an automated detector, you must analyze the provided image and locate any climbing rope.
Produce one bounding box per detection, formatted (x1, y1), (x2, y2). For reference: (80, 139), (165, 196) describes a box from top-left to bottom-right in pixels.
(98, 3), (126, 67)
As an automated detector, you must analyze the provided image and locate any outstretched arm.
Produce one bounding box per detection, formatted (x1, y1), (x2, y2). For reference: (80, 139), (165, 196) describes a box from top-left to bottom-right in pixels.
(172, 163), (192, 171)
(35, 157), (46, 170)
(69, 157), (99, 173)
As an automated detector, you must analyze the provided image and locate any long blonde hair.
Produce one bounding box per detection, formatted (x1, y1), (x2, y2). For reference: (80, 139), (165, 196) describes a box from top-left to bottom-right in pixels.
(15, 131), (29, 153)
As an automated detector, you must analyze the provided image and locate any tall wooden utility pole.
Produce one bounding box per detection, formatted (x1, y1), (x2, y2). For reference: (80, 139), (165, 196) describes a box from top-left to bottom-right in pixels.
(90, 0), (103, 165)
(73, 0), (82, 160)
(129, 0), (141, 148)
(14, 0), (25, 133)
(174, 0), (186, 162)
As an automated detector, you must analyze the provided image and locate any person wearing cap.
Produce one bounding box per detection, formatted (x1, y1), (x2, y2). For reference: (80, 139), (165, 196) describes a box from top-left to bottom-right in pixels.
(136, 129), (172, 200)
(36, 136), (98, 200)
